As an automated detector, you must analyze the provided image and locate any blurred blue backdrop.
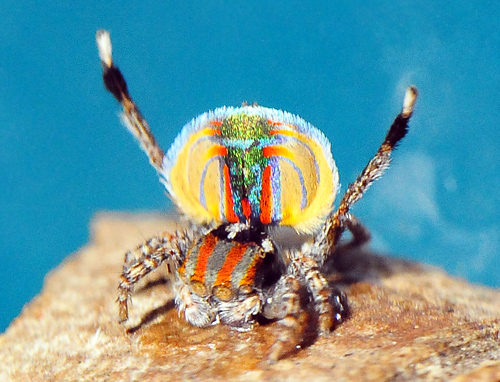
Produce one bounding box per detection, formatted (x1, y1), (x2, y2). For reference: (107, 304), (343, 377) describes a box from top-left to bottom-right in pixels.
(1, 1), (499, 332)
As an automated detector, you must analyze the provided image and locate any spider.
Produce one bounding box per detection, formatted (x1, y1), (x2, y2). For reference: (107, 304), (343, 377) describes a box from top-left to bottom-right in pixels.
(96, 29), (417, 362)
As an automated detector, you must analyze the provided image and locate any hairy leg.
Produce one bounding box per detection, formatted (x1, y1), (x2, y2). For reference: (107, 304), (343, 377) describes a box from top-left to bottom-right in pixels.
(96, 29), (165, 171)
(264, 274), (305, 363)
(118, 233), (189, 322)
(313, 86), (418, 263)
(217, 293), (262, 329)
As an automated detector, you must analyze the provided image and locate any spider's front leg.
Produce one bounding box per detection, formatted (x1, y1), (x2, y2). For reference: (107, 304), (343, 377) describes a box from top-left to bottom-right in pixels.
(263, 273), (305, 363)
(118, 232), (189, 322)
(263, 254), (348, 363)
(290, 251), (348, 335)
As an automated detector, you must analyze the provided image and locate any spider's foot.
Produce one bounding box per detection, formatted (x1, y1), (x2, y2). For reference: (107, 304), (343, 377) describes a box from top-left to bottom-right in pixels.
(266, 313), (306, 364)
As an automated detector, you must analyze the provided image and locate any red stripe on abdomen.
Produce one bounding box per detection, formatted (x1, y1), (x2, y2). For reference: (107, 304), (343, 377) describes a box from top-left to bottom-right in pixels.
(260, 165), (273, 224)
(223, 165), (239, 223)
(263, 145), (293, 160)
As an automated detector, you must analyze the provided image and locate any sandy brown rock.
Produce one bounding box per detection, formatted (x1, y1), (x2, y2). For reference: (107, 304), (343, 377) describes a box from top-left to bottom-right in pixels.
(1, 213), (499, 382)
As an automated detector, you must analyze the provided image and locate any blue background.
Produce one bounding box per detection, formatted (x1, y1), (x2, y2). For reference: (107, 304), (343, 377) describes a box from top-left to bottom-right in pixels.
(1, 2), (499, 332)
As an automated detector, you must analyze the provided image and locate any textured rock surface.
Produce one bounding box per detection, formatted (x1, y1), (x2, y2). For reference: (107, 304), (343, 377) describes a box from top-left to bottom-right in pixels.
(1, 213), (499, 382)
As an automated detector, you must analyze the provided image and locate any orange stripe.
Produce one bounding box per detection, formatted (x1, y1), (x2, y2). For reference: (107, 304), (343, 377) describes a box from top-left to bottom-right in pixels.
(223, 165), (239, 223)
(267, 120), (283, 126)
(259, 165), (272, 225)
(214, 242), (249, 286)
(201, 126), (222, 135)
(239, 252), (265, 288)
(210, 121), (223, 127)
(190, 234), (218, 283)
(263, 146), (294, 160)
(241, 197), (251, 220)
(204, 145), (227, 161)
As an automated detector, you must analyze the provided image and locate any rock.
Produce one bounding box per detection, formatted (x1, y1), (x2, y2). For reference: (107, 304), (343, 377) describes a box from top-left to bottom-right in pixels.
(1, 213), (499, 382)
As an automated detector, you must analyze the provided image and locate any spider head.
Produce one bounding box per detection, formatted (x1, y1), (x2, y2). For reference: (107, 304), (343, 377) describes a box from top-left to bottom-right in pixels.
(178, 223), (285, 304)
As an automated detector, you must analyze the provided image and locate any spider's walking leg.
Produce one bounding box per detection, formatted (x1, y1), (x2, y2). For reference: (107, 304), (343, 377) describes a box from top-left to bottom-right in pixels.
(264, 273), (305, 363)
(339, 212), (372, 248)
(318, 86), (418, 260)
(118, 233), (187, 322)
(292, 252), (347, 335)
(96, 29), (165, 171)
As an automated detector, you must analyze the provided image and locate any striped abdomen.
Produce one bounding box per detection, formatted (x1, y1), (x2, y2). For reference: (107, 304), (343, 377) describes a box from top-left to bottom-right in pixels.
(162, 106), (339, 234)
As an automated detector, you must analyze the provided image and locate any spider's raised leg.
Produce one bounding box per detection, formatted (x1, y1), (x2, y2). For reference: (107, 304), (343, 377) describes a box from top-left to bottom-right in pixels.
(118, 233), (190, 322)
(96, 29), (165, 171)
(313, 86), (418, 264)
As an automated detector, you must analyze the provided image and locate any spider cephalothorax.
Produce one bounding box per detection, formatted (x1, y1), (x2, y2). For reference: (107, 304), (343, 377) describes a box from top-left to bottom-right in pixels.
(96, 30), (417, 362)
